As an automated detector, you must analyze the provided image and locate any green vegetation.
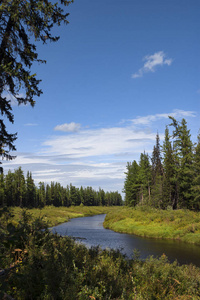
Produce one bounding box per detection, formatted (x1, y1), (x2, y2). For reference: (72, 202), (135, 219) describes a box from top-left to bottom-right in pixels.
(104, 206), (200, 245)
(0, 168), (123, 207)
(1, 209), (200, 299)
(11, 206), (118, 227)
(124, 117), (200, 211)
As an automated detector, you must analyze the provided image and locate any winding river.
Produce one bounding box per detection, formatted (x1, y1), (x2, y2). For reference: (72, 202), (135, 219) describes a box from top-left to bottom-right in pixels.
(51, 214), (200, 267)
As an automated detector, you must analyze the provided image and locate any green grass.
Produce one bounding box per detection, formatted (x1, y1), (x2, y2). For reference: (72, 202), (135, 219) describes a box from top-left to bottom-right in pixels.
(11, 205), (120, 227)
(10, 205), (200, 245)
(1, 209), (200, 299)
(104, 206), (200, 245)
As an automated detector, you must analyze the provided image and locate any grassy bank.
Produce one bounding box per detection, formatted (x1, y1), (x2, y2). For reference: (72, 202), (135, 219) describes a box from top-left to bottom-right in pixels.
(10, 206), (200, 245)
(104, 206), (200, 245)
(11, 205), (120, 227)
(1, 210), (200, 299)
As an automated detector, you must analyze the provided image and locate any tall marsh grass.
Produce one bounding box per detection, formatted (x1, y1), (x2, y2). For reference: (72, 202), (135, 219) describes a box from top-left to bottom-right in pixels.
(104, 206), (200, 245)
(11, 205), (120, 227)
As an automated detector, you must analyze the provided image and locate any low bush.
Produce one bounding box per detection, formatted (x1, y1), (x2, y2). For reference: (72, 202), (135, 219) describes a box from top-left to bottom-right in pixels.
(1, 208), (200, 299)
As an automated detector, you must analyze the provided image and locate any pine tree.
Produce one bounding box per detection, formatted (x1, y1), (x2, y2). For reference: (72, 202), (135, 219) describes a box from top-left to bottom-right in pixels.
(162, 126), (176, 209)
(192, 133), (200, 210)
(98, 188), (106, 206)
(169, 117), (194, 208)
(69, 184), (80, 206)
(4, 170), (15, 206)
(0, 172), (5, 206)
(138, 152), (151, 205)
(151, 133), (164, 208)
(14, 167), (26, 207)
(25, 171), (36, 207)
(0, 0), (72, 168)
(46, 184), (52, 206)
(124, 161), (140, 206)
(37, 182), (46, 208)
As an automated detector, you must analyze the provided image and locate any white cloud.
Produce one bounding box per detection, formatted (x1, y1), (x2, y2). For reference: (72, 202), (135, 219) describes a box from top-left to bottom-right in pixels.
(131, 109), (196, 125)
(3, 93), (25, 106)
(43, 127), (155, 158)
(3, 109), (196, 194)
(54, 122), (81, 132)
(24, 123), (38, 126)
(132, 51), (173, 78)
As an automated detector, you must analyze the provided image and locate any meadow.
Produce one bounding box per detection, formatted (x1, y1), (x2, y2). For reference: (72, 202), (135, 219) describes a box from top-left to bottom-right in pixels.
(11, 205), (116, 226)
(104, 206), (200, 245)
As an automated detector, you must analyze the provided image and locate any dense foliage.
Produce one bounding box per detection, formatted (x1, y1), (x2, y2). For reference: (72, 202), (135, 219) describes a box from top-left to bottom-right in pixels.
(1, 209), (200, 299)
(0, 0), (73, 170)
(0, 167), (123, 207)
(124, 117), (200, 210)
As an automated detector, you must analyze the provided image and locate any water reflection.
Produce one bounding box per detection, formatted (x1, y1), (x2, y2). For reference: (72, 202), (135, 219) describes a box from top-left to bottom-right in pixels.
(51, 214), (200, 267)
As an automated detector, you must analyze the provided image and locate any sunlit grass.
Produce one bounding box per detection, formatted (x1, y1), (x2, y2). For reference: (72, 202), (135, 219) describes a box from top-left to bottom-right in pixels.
(11, 206), (120, 227)
(10, 205), (200, 245)
(104, 206), (200, 245)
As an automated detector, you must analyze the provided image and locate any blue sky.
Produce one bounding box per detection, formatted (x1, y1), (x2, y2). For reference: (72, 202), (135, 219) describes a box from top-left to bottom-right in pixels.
(3, 0), (200, 196)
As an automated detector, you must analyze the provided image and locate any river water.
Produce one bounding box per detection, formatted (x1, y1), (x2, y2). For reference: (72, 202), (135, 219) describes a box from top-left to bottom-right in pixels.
(51, 214), (200, 267)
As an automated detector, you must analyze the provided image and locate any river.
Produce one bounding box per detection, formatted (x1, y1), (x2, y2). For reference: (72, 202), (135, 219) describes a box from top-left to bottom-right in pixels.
(51, 214), (200, 267)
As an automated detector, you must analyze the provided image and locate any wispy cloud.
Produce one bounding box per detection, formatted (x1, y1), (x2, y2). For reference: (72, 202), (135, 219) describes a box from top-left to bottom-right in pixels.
(3, 109), (196, 194)
(24, 123), (38, 127)
(54, 122), (81, 132)
(132, 51), (172, 78)
(131, 109), (196, 125)
(43, 127), (155, 158)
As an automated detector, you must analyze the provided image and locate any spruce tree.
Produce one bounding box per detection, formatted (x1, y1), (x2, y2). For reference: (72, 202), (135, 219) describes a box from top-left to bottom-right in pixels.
(192, 133), (200, 210)
(124, 161), (140, 206)
(169, 117), (194, 208)
(46, 184), (52, 206)
(151, 133), (164, 208)
(0, 0), (72, 168)
(37, 182), (46, 207)
(0, 172), (5, 206)
(14, 167), (26, 207)
(138, 152), (151, 205)
(25, 171), (36, 207)
(4, 170), (15, 206)
(162, 126), (176, 209)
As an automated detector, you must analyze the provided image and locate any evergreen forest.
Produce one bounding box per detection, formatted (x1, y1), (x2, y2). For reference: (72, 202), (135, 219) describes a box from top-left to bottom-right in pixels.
(124, 117), (200, 210)
(0, 168), (122, 208)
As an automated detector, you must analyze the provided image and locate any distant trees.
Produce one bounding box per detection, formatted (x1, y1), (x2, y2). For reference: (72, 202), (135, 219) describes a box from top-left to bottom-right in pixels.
(124, 117), (200, 210)
(0, 168), (123, 208)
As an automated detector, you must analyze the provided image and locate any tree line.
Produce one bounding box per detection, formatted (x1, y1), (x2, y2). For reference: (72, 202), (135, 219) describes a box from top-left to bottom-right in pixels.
(124, 117), (200, 210)
(0, 168), (122, 208)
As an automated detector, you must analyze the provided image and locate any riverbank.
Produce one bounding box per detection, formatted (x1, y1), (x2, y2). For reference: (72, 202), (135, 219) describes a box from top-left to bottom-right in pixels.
(104, 206), (200, 245)
(1, 206), (200, 298)
(10, 205), (200, 245)
(1, 209), (200, 299)
(11, 205), (119, 226)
